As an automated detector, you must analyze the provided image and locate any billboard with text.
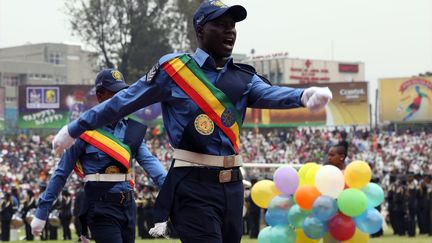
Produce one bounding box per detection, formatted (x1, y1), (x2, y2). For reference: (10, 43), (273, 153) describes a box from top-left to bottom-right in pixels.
(380, 77), (432, 123)
(244, 82), (369, 127)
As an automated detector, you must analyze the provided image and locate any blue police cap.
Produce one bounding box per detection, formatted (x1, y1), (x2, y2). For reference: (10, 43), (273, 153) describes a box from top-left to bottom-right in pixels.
(95, 69), (129, 93)
(193, 0), (247, 30)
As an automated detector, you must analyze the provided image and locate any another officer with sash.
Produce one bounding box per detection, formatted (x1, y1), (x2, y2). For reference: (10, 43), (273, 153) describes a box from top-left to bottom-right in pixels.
(51, 1), (332, 242)
(31, 69), (166, 243)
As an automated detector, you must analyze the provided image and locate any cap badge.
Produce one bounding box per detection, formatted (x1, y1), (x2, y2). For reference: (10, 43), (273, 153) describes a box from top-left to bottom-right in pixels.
(111, 70), (123, 81)
(211, 0), (227, 8)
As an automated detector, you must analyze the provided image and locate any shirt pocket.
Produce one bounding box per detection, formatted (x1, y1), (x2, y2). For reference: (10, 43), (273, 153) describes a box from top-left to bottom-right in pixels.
(85, 145), (109, 161)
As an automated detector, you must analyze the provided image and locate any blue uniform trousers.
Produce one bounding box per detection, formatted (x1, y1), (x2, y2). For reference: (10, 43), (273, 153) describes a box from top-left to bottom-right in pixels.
(84, 183), (136, 243)
(170, 167), (244, 243)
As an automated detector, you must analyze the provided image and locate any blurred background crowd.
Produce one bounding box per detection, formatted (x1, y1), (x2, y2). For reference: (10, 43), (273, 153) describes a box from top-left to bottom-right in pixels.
(0, 125), (431, 241)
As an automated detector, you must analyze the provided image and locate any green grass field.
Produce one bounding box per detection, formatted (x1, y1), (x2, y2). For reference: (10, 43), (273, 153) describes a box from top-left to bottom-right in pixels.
(6, 229), (431, 243)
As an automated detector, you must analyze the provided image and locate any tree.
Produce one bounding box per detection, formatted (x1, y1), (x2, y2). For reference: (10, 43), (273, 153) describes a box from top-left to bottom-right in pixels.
(66, 0), (198, 82)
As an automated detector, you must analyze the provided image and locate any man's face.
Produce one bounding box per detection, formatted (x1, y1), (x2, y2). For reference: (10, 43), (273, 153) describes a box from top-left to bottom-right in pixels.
(199, 14), (237, 58)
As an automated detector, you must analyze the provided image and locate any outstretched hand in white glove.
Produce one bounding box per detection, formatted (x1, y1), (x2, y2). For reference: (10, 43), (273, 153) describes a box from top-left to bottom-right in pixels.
(301, 87), (333, 112)
(31, 217), (46, 236)
(52, 125), (75, 155)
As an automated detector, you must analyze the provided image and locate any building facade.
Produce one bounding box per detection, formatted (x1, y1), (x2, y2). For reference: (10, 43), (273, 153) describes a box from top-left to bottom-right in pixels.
(243, 53), (364, 85)
(0, 43), (97, 131)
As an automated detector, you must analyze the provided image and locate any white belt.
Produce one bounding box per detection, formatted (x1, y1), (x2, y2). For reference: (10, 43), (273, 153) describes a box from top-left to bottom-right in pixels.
(84, 173), (132, 182)
(173, 149), (242, 168)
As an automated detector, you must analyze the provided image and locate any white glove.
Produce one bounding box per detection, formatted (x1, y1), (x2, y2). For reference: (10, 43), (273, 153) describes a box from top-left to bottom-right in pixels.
(301, 87), (333, 112)
(52, 125), (75, 155)
(31, 217), (46, 236)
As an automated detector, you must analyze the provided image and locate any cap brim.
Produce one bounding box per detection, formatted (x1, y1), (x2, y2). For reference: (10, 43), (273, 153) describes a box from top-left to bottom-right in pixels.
(208, 5), (247, 23)
(105, 82), (129, 92)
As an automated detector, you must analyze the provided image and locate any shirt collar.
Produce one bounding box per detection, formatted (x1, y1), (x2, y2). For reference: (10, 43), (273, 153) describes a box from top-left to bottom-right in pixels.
(192, 48), (234, 69)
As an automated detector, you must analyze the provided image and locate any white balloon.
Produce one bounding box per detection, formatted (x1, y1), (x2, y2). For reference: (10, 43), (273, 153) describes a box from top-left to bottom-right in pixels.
(315, 165), (345, 198)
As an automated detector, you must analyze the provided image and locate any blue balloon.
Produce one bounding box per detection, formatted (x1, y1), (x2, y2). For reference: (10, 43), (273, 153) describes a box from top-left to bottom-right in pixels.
(287, 204), (311, 228)
(362, 183), (385, 208)
(269, 225), (296, 243)
(258, 226), (272, 243)
(312, 195), (338, 221)
(302, 215), (328, 239)
(266, 208), (289, 226)
(268, 195), (295, 211)
(354, 208), (383, 234)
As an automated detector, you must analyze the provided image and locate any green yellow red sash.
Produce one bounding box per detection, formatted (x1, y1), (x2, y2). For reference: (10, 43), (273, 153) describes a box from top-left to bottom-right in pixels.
(162, 54), (241, 153)
(73, 129), (132, 178)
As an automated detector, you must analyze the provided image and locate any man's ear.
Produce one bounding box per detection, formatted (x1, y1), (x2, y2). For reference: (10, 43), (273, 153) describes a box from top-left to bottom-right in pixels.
(196, 25), (204, 40)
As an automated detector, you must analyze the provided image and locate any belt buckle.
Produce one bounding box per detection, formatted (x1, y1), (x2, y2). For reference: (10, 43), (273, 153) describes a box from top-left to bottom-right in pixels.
(223, 155), (235, 168)
(120, 191), (126, 204)
(219, 169), (232, 183)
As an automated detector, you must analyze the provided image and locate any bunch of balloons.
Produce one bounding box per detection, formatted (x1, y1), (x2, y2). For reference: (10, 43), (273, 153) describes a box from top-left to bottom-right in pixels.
(251, 160), (384, 243)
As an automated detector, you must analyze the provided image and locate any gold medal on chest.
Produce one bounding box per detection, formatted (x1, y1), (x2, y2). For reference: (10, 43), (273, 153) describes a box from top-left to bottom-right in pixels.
(194, 114), (214, 135)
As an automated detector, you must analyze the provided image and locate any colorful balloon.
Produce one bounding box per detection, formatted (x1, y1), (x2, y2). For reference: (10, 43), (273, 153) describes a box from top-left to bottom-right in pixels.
(287, 204), (311, 228)
(302, 215), (328, 239)
(362, 182), (385, 208)
(337, 188), (368, 217)
(274, 166), (299, 196)
(304, 164), (321, 185)
(265, 208), (289, 226)
(342, 229), (369, 243)
(298, 162), (318, 186)
(315, 165), (345, 198)
(269, 225), (296, 243)
(328, 213), (356, 241)
(251, 180), (281, 208)
(344, 160), (371, 189)
(258, 226), (272, 243)
(295, 229), (319, 243)
(312, 195), (338, 221)
(294, 185), (321, 210)
(354, 208), (383, 234)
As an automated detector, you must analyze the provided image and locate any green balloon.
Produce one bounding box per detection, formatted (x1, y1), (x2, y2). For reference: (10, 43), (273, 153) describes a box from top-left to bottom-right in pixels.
(337, 188), (368, 217)
(258, 226), (272, 243)
(287, 204), (311, 228)
(269, 225), (296, 243)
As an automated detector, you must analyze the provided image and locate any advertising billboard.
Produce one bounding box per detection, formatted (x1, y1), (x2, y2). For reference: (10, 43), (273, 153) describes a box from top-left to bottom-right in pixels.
(18, 85), (97, 129)
(244, 82), (369, 127)
(380, 77), (432, 123)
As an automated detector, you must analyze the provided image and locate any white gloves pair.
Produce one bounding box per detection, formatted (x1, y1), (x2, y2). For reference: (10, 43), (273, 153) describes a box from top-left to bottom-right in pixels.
(31, 217), (89, 243)
(52, 125), (75, 155)
(301, 86), (333, 112)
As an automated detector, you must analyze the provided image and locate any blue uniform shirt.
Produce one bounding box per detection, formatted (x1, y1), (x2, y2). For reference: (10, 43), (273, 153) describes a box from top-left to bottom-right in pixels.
(68, 48), (305, 156)
(36, 118), (166, 220)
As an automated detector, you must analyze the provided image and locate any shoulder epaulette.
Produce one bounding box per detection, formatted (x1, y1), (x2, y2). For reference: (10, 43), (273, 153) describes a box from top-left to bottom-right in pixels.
(234, 63), (272, 86)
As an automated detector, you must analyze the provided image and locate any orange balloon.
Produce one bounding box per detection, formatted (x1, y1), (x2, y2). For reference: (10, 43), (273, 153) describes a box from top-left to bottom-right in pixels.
(294, 185), (321, 210)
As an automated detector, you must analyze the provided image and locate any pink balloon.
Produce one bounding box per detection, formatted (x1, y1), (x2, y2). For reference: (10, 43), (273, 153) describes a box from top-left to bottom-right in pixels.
(274, 166), (299, 196)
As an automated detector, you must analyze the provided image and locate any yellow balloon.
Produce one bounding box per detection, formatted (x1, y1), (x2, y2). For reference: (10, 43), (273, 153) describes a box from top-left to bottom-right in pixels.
(304, 164), (321, 185)
(295, 229), (319, 243)
(298, 162), (318, 186)
(251, 180), (281, 208)
(342, 229), (369, 243)
(344, 160), (372, 189)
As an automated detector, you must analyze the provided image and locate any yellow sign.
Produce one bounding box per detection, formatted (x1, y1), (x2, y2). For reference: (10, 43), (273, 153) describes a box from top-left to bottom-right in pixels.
(245, 82), (369, 126)
(380, 77), (432, 122)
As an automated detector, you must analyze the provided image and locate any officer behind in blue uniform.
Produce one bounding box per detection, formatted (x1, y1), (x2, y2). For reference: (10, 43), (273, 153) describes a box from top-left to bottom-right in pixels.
(51, 1), (332, 242)
(31, 69), (167, 243)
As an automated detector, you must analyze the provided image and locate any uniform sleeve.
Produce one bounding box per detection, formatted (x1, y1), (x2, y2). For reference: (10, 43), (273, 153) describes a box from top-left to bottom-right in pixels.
(35, 139), (85, 220)
(247, 74), (305, 109)
(135, 141), (167, 187)
(68, 71), (171, 138)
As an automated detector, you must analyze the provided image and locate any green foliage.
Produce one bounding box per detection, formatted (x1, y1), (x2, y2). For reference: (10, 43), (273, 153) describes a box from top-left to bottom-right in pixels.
(65, 0), (200, 82)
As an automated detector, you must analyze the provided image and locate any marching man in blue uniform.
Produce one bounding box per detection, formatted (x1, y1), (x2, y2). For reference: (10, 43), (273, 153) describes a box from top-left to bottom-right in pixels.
(31, 69), (167, 243)
(51, 1), (332, 242)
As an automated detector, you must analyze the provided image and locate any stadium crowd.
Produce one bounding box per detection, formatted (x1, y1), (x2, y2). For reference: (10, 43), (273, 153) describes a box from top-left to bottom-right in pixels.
(0, 126), (431, 240)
